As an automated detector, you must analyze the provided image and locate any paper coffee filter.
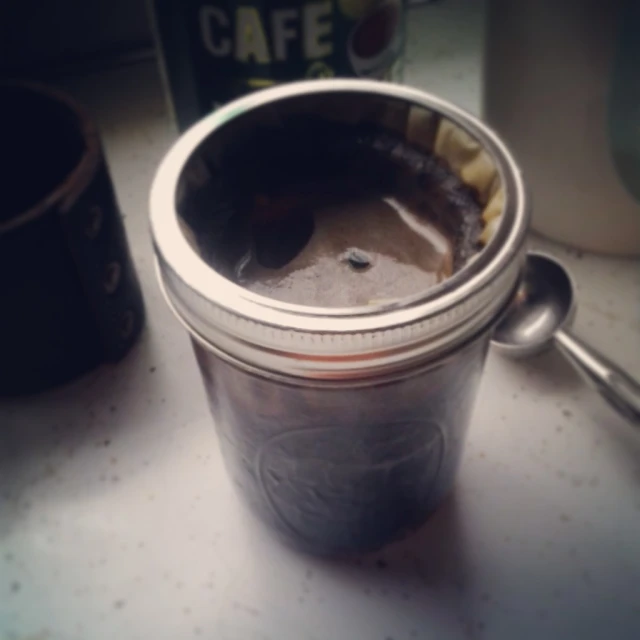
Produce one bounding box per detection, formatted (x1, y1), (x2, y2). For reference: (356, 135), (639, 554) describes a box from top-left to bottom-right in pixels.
(327, 100), (505, 247)
(430, 116), (504, 246)
(175, 93), (505, 262)
(405, 105), (439, 151)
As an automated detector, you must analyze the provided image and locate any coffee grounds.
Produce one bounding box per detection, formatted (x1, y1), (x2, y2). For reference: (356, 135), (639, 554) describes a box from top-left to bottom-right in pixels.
(180, 117), (484, 307)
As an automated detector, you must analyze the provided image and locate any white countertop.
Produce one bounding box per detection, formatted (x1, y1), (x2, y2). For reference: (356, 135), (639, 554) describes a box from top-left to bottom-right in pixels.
(2, 3), (640, 639)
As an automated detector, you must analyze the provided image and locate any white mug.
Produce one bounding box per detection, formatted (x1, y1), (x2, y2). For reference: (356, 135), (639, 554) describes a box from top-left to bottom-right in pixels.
(484, 0), (640, 255)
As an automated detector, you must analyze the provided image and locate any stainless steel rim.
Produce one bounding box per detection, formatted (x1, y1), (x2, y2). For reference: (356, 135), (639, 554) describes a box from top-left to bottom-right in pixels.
(150, 79), (529, 378)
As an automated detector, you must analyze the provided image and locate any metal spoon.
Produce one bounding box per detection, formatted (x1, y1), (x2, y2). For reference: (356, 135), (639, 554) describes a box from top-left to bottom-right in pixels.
(492, 252), (640, 425)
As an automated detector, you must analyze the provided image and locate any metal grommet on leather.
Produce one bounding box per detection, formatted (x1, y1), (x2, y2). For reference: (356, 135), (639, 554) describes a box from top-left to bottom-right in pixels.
(103, 261), (122, 294)
(120, 310), (135, 340)
(85, 204), (103, 239)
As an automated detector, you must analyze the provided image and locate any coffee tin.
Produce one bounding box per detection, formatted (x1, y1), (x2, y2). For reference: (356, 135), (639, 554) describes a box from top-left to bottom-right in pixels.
(151, 0), (406, 130)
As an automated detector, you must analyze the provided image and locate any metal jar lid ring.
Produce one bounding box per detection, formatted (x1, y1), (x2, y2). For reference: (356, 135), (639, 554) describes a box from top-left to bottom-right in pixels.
(150, 79), (530, 379)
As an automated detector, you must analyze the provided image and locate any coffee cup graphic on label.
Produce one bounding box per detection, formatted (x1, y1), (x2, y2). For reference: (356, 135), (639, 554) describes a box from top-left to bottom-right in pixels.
(348, 0), (402, 79)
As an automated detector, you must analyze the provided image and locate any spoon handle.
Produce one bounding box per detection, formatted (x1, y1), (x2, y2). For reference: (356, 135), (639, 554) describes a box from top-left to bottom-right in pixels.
(554, 329), (640, 425)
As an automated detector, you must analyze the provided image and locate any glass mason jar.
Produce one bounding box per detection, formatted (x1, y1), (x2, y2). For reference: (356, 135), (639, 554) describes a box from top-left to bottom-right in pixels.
(150, 80), (529, 556)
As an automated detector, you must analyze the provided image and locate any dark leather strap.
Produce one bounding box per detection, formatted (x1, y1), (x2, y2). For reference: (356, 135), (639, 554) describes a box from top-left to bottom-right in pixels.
(0, 83), (144, 396)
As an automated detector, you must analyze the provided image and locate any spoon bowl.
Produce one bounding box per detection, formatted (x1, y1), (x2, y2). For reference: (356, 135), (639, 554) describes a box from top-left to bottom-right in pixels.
(493, 253), (575, 358)
(492, 252), (640, 425)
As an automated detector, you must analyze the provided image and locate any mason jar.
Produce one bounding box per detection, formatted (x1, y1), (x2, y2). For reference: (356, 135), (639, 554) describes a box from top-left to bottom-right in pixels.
(150, 79), (529, 556)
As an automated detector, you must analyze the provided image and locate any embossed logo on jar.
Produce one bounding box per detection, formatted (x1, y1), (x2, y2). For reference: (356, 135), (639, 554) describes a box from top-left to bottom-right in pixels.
(256, 420), (445, 551)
